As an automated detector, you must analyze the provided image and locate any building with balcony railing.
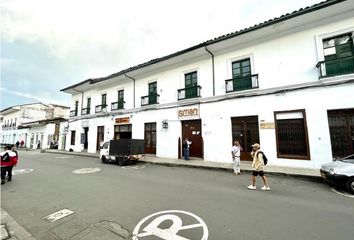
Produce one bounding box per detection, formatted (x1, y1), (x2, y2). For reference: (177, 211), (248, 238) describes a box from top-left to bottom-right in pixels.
(61, 0), (354, 169)
(1, 103), (69, 148)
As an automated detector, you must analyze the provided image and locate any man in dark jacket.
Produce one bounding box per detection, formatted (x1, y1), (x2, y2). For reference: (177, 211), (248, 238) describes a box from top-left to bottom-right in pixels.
(1, 145), (18, 184)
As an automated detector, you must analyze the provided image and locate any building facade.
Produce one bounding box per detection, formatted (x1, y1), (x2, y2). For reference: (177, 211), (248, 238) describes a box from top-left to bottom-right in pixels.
(61, 0), (354, 169)
(1, 103), (69, 149)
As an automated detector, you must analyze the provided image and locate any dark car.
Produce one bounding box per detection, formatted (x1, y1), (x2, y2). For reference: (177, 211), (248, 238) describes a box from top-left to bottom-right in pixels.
(320, 154), (354, 194)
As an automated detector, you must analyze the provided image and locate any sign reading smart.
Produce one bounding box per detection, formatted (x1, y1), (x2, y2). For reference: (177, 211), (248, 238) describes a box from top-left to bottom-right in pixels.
(178, 106), (200, 119)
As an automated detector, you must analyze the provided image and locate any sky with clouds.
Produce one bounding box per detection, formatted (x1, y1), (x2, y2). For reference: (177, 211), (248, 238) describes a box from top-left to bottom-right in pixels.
(1, 0), (322, 110)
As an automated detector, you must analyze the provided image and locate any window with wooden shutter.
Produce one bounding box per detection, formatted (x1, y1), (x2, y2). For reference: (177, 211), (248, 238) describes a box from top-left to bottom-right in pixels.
(322, 34), (354, 77)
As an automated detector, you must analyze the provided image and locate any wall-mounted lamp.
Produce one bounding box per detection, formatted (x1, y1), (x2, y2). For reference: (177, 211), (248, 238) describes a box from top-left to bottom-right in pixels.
(162, 120), (168, 129)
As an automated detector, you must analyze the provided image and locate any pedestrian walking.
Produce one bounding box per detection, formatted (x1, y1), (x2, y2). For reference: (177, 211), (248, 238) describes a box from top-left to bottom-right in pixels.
(183, 138), (192, 160)
(16, 141), (20, 149)
(1, 145), (18, 185)
(20, 140), (24, 148)
(231, 140), (243, 174)
(247, 143), (270, 191)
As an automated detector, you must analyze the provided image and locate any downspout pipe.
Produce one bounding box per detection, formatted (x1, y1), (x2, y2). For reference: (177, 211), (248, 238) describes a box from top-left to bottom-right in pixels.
(125, 74), (136, 108)
(72, 87), (84, 115)
(205, 46), (215, 96)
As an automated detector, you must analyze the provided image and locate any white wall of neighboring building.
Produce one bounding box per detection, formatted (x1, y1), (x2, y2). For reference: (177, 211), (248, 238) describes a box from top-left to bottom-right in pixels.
(27, 123), (56, 149)
(1, 103), (69, 149)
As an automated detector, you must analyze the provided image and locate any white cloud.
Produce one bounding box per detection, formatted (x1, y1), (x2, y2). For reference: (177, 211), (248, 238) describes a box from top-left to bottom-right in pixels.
(1, 0), (323, 78)
(0, 87), (69, 106)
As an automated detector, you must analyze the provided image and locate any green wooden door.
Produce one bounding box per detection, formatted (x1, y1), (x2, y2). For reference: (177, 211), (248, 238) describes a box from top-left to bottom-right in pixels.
(148, 82), (157, 104)
(185, 72), (198, 98)
(323, 34), (354, 76)
(232, 59), (252, 91)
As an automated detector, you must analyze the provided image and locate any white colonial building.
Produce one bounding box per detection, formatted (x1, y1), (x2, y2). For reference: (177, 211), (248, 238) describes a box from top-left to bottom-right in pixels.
(61, 0), (354, 169)
(1, 103), (69, 149)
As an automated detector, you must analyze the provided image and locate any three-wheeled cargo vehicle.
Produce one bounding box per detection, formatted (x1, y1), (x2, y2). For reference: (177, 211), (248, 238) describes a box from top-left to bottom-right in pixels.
(100, 139), (145, 166)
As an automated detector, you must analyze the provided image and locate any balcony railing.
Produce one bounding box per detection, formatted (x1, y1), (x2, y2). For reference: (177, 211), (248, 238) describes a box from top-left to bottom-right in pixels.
(177, 85), (201, 100)
(111, 101), (125, 111)
(225, 74), (259, 93)
(141, 94), (160, 106)
(70, 110), (78, 117)
(316, 56), (354, 78)
(81, 108), (90, 115)
(95, 104), (107, 113)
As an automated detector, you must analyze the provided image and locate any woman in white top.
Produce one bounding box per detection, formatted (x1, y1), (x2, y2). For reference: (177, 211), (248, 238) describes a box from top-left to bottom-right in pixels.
(231, 140), (243, 174)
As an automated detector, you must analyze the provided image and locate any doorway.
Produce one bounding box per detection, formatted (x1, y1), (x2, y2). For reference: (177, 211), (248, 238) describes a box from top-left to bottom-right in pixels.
(231, 116), (260, 161)
(181, 120), (203, 158)
(96, 126), (105, 150)
(83, 127), (89, 150)
(328, 109), (354, 159)
(144, 122), (156, 154)
(114, 124), (132, 140)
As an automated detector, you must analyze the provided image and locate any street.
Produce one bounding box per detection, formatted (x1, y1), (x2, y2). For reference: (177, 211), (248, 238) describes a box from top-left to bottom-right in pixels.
(1, 151), (353, 240)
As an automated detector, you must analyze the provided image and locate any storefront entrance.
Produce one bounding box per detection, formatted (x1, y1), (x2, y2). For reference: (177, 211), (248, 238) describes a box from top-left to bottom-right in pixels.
(144, 122), (156, 154)
(231, 116), (260, 161)
(328, 109), (354, 159)
(114, 124), (132, 140)
(181, 120), (203, 158)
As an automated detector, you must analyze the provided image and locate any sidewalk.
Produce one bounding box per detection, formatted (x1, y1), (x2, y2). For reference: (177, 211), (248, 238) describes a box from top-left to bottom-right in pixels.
(43, 149), (322, 181)
(1, 209), (36, 240)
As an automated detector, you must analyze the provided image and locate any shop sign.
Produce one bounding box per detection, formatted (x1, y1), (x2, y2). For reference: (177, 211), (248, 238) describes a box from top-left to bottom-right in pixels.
(178, 106), (200, 119)
(115, 117), (130, 124)
(260, 122), (275, 129)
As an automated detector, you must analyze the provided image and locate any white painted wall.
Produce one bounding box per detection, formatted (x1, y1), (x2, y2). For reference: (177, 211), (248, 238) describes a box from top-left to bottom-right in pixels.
(65, 15), (354, 169)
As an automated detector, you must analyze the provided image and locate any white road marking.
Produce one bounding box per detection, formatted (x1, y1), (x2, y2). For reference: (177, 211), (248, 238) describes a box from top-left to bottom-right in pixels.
(330, 188), (354, 199)
(12, 169), (34, 175)
(72, 168), (101, 174)
(43, 209), (74, 223)
(122, 165), (146, 170)
(132, 210), (208, 240)
(57, 156), (73, 159)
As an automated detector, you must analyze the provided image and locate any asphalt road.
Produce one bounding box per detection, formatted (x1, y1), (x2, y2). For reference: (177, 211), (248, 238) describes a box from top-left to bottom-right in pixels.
(1, 151), (353, 240)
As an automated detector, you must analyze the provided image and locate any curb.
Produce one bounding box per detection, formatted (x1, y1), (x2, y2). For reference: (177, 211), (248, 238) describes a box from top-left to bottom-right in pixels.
(42, 150), (323, 183)
(139, 160), (324, 183)
(1, 209), (36, 240)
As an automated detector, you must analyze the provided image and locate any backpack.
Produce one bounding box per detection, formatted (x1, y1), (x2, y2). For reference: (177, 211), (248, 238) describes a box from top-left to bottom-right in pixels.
(256, 151), (268, 165)
(1, 152), (10, 162)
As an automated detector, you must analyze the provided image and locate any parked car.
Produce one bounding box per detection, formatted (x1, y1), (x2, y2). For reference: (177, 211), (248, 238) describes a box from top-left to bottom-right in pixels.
(99, 139), (144, 166)
(320, 154), (354, 194)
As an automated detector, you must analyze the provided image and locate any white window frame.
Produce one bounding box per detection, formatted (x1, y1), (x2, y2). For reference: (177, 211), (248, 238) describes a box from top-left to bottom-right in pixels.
(227, 53), (255, 80)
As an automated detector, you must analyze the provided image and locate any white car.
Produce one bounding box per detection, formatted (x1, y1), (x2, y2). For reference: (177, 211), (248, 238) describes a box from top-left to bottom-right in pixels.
(320, 154), (354, 194)
(100, 141), (141, 166)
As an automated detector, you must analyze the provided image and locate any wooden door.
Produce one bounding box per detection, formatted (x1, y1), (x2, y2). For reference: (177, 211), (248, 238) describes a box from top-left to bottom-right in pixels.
(182, 120), (203, 158)
(144, 123), (156, 154)
(96, 126), (104, 150)
(231, 116), (259, 161)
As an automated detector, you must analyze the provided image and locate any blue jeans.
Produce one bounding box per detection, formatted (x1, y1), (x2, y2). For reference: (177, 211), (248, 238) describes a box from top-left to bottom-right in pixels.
(183, 148), (190, 160)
